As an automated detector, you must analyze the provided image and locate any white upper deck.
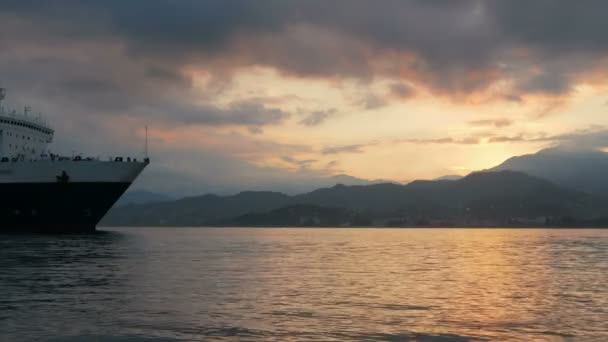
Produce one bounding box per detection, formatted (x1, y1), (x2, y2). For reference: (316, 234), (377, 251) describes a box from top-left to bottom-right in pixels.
(0, 88), (54, 160)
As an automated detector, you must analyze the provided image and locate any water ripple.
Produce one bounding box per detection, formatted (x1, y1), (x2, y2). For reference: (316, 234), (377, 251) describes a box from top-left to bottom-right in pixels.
(1, 228), (607, 341)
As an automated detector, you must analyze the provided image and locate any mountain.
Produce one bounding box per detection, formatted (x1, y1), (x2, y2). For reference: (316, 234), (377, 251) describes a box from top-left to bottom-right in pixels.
(230, 204), (372, 227)
(276, 174), (390, 194)
(492, 147), (608, 196)
(103, 171), (608, 227)
(115, 190), (174, 206)
(433, 175), (463, 181)
(294, 171), (595, 218)
(328, 174), (389, 185)
(106, 191), (290, 226)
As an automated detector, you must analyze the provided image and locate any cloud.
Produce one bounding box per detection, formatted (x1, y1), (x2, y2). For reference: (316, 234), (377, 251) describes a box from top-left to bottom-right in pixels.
(321, 144), (368, 155)
(4, 1), (608, 195)
(326, 160), (339, 169)
(486, 126), (608, 149)
(4, 1), (608, 105)
(167, 100), (290, 127)
(322, 135), (484, 155)
(533, 100), (567, 119)
(248, 126), (264, 135)
(358, 93), (388, 110)
(132, 144), (343, 196)
(281, 156), (316, 167)
(537, 126), (608, 149)
(144, 66), (193, 88)
(468, 118), (513, 128)
(487, 135), (527, 143)
(389, 82), (416, 99)
(488, 1), (608, 51)
(0, 47), (290, 129)
(319, 127), (608, 158)
(392, 128), (608, 148)
(299, 109), (336, 126)
(396, 137), (481, 145)
(517, 72), (571, 96)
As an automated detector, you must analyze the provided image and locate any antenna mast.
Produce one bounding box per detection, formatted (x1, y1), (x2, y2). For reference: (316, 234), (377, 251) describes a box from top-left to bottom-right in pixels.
(0, 88), (5, 107)
(144, 125), (148, 158)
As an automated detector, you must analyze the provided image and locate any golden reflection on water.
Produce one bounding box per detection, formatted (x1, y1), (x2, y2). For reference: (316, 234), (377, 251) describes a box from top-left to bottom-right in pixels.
(242, 228), (608, 341)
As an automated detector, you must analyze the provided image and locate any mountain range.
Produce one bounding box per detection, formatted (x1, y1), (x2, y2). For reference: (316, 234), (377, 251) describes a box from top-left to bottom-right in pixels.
(104, 147), (608, 227)
(492, 147), (608, 196)
(104, 150), (608, 227)
(115, 190), (174, 206)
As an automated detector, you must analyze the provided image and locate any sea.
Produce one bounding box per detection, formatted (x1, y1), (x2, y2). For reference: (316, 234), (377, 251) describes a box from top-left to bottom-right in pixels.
(1, 228), (607, 341)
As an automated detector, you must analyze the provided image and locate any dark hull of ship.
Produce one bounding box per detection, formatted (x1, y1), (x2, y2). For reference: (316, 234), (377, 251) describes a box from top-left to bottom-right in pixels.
(0, 182), (131, 233)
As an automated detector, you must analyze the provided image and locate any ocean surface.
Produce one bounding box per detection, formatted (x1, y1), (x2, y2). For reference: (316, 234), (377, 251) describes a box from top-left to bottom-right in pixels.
(1, 228), (607, 342)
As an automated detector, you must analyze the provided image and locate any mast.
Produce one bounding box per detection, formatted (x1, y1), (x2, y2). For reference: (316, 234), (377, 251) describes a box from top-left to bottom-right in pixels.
(144, 125), (148, 158)
(0, 88), (5, 108)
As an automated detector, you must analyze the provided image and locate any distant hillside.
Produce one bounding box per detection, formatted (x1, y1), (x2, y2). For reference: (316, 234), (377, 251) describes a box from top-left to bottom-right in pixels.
(103, 171), (608, 227)
(115, 190), (174, 206)
(433, 175), (463, 181)
(293, 171), (595, 218)
(230, 205), (372, 227)
(327, 174), (390, 186)
(492, 147), (608, 196)
(106, 191), (290, 226)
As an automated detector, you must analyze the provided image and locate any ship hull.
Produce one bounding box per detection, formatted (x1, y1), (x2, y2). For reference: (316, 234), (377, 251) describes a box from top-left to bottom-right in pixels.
(0, 182), (131, 233)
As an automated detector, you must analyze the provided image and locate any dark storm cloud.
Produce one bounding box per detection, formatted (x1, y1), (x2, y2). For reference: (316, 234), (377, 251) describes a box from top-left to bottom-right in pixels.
(144, 67), (193, 88)
(169, 101), (290, 127)
(59, 79), (118, 94)
(0, 1), (286, 47)
(4, 1), (608, 100)
(0, 40), (288, 129)
(4, 0), (608, 195)
(517, 72), (571, 96)
(488, 1), (608, 51)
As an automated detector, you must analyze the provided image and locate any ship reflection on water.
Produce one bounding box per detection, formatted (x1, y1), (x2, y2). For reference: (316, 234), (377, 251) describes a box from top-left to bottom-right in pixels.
(1, 228), (607, 341)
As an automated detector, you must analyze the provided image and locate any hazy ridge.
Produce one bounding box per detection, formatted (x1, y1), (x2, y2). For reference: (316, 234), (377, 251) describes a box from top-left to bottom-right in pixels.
(104, 171), (608, 227)
(104, 148), (608, 227)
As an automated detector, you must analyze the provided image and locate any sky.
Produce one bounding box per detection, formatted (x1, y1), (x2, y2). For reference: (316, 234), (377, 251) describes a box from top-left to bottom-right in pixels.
(2, 1), (608, 196)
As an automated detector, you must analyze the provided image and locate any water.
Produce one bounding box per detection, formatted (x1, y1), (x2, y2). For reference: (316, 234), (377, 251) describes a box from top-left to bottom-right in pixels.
(1, 228), (607, 341)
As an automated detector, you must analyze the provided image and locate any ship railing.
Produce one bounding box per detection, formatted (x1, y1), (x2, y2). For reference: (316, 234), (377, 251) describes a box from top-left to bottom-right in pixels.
(108, 156), (150, 163)
(0, 110), (51, 130)
(0, 154), (149, 163)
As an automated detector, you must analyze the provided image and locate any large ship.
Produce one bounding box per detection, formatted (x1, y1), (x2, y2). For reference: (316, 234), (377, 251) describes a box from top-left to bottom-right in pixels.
(0, 88), (148, 233)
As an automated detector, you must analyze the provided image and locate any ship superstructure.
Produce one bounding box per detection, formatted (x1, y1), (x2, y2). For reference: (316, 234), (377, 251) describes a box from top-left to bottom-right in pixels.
(0, 88), (148, 232)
